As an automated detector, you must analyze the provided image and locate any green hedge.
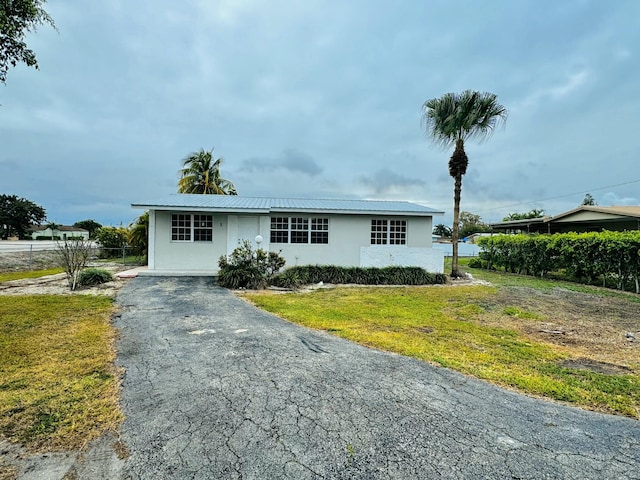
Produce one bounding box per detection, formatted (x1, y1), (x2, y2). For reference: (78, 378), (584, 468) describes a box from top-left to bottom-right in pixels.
(271, 265), (447, 289)
(478, 231), (640, 292)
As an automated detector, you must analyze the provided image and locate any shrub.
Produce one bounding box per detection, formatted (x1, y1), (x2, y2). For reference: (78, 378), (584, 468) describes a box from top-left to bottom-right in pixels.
(55, 239), (93, 290)
(467, 257), (485, 269)
(78, 268), (114, 287)
(218, 241), (286, 289)
(271, 265), (447, 288)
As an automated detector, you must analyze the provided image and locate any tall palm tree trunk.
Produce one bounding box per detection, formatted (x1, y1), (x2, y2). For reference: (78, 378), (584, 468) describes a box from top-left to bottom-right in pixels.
(448, 139), (468, 278)
(451, 174), (463, 277)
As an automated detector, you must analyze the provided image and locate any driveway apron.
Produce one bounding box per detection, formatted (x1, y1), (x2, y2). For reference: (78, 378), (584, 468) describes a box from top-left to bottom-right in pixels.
(115, 277), (640, 479)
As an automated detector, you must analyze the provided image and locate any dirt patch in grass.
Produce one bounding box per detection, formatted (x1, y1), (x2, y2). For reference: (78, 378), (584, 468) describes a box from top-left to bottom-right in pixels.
(0, 263), (131, 297)
(480, 286), (640, 372)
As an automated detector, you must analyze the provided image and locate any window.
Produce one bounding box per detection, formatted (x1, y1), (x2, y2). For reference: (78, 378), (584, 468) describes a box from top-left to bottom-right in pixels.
(270, 217), (329, 244)
(172, 214), (191, 241)
(171, 214), (213, 242)
(290, 217), (309, 243)
(311, 218), (329, 244)
(371, 219), (406, 245)
(193, 214), (213, 242)
(370, 219), (387, 245)
(389, 220), (407, 245)
(270, 217), (289, 243)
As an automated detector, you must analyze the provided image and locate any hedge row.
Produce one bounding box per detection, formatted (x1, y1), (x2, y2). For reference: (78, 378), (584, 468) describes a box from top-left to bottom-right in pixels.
(271, 265), (447, 289)
(477, 231), (640, 292)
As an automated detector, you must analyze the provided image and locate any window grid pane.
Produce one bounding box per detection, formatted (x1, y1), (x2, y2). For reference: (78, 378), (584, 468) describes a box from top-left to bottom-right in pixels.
(290, 217), (309, 243)
(193, 214), (213, 242)
(270, 217), (289, 243)
(389, 220), (407, 245)
(371, 219), (387, 245)
(310, 218), (329, 244)
(172, 214), (191, 241)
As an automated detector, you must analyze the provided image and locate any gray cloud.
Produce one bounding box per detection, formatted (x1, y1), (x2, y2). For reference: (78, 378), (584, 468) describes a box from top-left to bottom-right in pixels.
(242, 149), (322, 177)
(359, 169), (426, 194)
(1, 0), (639, 227)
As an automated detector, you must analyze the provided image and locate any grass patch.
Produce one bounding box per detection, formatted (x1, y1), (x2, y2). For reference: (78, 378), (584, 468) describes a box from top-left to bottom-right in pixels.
(455, 257), (640, 303)
(0, 268), (64, 283)
(246, 286), (640, 417)
(0, 295), (123, 450)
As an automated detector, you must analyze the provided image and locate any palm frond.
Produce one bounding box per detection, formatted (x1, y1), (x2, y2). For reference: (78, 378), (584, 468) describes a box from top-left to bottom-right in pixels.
(177, 148), (237, 195)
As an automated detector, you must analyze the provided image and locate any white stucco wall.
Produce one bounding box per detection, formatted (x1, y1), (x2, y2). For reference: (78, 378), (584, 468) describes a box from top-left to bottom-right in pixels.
(152, 211), (228, 272)
(31, 228), (89, 240)
(360, 246), (444, 273)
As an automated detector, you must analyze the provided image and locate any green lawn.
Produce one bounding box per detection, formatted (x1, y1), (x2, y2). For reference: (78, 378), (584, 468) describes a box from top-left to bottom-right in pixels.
(0, 295), (123, 450)
(0, 268), (64, 283)
(246, 282), (640, 418)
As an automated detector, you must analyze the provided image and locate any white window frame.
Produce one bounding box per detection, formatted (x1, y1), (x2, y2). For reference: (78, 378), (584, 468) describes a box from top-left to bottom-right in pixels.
(270, 216), (329, 244)
(371, 219), (407, 245)
(171, 213), (213, 243)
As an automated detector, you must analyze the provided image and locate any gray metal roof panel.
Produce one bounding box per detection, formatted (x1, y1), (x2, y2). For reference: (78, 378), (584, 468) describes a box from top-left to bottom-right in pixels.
(132, 194), (444, 215)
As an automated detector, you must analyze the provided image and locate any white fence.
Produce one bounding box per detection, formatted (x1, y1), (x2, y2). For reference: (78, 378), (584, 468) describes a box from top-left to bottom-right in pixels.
(434, 243), (481, 257)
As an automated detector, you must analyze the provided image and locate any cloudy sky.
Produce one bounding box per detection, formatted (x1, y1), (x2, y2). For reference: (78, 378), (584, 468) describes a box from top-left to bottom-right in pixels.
(2, 0), (639, 227)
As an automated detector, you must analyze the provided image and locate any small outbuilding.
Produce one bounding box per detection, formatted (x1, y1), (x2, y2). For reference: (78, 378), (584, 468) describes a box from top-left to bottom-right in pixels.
(132, 194), (445, 275)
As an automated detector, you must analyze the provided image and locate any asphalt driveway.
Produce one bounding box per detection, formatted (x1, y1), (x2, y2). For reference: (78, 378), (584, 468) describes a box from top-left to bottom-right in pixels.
(115, 277), (640, 479)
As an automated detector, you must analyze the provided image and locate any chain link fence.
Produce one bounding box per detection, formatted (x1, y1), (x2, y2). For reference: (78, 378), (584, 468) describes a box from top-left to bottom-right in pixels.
(0, 243), (145, 272)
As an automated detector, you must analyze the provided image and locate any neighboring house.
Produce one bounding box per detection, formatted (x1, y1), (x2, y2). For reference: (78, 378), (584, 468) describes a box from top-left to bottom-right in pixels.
(30, 225), (90, 241)
(490, 206), (640, 234)
(132, 194), (445, 275)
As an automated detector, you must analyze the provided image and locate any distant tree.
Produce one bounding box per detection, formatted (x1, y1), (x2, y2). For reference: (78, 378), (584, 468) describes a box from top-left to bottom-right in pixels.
(128, 211), (149, 261)
(422, 90), (507, 277)
(178, 148), (237, 195)
(432, 224), (452, 237)
(0, 194), (46, 239)
(94, 226), (128, 258)
(0, 0), (56, 84)
(582, 193), (597, 206)
(502, 209), (545, 222)
(458, 211), (491, 239)
(73, 219), (102, 238)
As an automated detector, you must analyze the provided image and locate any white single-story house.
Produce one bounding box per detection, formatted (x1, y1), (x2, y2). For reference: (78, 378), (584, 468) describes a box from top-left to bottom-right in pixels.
(30, 225), (90, 241)
(132, 194), (445, 275)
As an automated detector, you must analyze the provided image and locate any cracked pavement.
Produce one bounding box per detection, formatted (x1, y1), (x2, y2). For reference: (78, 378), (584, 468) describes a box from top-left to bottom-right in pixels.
(115, 277), (640, 479)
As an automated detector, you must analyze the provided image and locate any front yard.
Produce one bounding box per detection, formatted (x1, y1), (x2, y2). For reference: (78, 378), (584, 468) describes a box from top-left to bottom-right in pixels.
(0, 295), (123, 452)
(245, 267), (640, 418)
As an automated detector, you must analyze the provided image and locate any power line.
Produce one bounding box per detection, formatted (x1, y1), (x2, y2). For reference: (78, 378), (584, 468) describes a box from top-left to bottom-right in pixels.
(476, 178), (640, 214)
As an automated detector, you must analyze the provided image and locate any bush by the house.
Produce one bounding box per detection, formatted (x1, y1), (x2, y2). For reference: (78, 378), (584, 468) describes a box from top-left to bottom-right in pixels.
(218, 241), (286, 289)
(271, 265), (447, 289)
(78, 268), (114, 287)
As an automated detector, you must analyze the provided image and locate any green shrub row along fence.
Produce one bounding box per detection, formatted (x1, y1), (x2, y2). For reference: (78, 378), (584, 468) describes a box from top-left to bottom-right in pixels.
(477, 231), (640, 293)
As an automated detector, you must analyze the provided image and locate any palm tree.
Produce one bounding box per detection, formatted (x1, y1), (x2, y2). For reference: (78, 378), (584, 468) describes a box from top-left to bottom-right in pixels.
(45, 221), (61, 241)
(128, 211), (149, 261)
(178, 148), (237, 195)
(422, 90), (507, 277)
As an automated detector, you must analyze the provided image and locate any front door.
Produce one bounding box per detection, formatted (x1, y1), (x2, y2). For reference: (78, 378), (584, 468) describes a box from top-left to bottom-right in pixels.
(237, 216), (260, 249)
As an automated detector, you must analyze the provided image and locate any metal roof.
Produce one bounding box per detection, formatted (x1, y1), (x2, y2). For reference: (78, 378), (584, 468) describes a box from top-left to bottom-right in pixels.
(132, 194), (444, 216)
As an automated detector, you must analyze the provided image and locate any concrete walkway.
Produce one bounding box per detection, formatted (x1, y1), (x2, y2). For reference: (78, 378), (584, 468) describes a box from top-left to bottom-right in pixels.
(115, 277), (640, 479)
